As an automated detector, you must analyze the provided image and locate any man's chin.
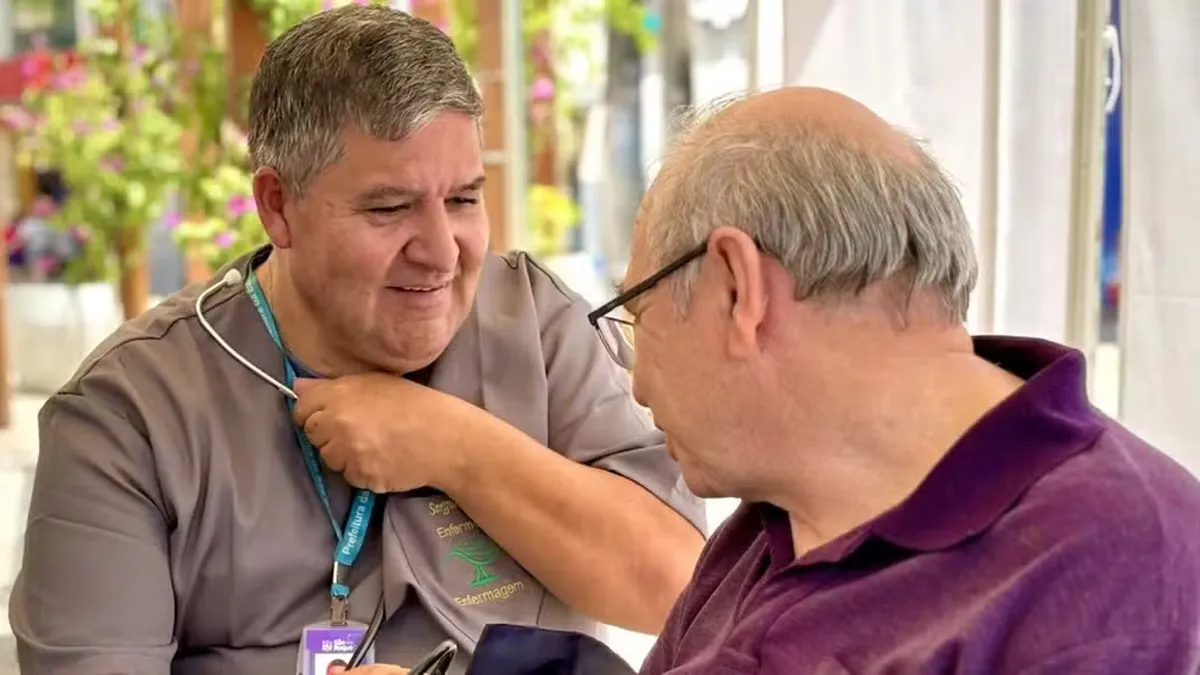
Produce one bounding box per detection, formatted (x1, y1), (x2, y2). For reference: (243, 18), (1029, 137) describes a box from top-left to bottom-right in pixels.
(680, 471), (724, 500)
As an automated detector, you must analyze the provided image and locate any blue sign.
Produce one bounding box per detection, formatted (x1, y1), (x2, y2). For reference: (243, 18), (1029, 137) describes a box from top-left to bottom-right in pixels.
(1100, 0), (1123, 316)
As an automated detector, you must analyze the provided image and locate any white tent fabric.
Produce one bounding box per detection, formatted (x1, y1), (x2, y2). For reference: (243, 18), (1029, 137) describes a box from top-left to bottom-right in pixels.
(780, 0), (1079, 342)
(1120, 1), (1200, 473)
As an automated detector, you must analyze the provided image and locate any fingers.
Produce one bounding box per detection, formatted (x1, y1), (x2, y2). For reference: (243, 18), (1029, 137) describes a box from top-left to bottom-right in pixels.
(292, 377), (328, 423)
(303, 410), (333, 447)
(319, 440), (348, 473)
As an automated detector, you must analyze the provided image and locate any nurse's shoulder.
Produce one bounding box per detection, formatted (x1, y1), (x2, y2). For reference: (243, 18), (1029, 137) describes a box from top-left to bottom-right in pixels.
(9, 268), (264, 674)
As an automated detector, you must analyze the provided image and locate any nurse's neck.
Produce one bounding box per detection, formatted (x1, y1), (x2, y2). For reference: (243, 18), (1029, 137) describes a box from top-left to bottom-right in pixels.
(254, 256), (375, 378)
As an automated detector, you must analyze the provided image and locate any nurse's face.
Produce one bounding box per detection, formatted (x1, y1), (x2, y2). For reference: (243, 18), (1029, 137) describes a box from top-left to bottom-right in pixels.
(277, 113), (488, 373)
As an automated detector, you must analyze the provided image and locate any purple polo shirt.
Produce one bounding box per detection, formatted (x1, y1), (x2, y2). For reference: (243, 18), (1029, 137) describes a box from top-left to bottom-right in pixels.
(642, 337), (1200, 674)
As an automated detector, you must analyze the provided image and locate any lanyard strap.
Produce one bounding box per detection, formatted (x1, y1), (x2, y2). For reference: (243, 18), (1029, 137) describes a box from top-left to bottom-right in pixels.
(244, 270), (375, 601)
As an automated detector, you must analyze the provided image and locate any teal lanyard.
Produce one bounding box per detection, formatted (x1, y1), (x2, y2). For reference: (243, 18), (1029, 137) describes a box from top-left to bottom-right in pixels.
(244, 270), (375, 604)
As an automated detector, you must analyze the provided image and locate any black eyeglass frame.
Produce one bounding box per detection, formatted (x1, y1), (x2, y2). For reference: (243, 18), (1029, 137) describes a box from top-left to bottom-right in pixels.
(585, 242), (709, 365)
(587, 242), (708, 326)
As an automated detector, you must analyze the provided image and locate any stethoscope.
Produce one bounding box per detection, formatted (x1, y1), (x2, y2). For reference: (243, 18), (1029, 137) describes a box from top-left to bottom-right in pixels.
(196, 268), (299, 400)
(193, 267), (459, 673)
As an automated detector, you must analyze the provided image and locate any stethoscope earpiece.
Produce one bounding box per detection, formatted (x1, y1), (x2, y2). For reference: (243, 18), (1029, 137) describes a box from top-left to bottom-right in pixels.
(221, 268), (244, 286)
(195, 267), (298, 400)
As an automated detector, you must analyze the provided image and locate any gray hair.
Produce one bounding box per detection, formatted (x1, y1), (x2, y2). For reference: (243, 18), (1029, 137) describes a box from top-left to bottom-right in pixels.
(646, 94), (978, 322)
(247, 5), (483, 195)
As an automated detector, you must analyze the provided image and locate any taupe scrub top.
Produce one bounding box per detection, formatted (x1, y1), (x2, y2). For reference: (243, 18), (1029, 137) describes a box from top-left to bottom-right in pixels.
(10, 247), (704, 675)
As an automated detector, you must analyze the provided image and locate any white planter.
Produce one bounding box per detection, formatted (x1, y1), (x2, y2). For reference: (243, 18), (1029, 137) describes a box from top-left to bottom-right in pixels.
(7, 282), (121, 394)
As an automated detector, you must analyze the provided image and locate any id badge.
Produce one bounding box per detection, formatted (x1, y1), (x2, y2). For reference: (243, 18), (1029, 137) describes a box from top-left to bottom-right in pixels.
(297, 621), (375, 675)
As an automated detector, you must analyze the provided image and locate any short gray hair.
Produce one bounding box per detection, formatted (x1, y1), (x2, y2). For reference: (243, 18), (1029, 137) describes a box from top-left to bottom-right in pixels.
(647, 95), (978, 322)
(248, 5), (483, 195)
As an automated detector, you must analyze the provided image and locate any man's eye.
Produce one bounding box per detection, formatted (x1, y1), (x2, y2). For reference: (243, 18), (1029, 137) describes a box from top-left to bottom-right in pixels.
(369, 204), (410, 214)
(449, 196), (479, 206)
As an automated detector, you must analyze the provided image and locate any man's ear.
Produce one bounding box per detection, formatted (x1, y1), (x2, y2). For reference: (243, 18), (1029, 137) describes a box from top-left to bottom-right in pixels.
(253, 167), (293, 249)
(706, 226), (766, 358)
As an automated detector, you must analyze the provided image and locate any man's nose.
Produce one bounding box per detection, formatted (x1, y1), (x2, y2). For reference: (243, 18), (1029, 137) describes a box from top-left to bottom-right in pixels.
(405, 205), (459, 272)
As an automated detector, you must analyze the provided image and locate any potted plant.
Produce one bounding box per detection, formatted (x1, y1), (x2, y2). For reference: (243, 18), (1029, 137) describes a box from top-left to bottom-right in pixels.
(169, 122), (268, 275)
(447, 0), (654, 292)
(2, 169), (120, 393)
(2, 0), (182, 391)
(170, 34), (267, 279)
(10, 0), (182, 321)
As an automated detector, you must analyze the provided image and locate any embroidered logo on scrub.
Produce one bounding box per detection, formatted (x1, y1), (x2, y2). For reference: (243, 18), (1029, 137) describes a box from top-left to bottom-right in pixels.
(450, 536), (501, 588)
(430, 497), (530, 607)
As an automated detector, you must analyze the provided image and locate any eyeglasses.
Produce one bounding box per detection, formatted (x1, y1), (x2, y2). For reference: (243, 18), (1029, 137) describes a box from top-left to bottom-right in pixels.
(586, 242), (708, 369)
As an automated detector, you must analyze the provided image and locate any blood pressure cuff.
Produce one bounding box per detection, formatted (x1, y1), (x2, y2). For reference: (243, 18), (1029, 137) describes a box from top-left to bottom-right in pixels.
(464, 623), (637, 675)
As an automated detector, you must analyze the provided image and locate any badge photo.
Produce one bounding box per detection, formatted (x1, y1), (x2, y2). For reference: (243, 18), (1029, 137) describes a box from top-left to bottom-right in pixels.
(299, 623), (374, 675)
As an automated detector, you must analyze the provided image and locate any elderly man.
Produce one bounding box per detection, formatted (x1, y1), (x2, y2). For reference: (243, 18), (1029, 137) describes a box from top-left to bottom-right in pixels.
(10, 6), (704, 674)
(585, 87), (1200, 674)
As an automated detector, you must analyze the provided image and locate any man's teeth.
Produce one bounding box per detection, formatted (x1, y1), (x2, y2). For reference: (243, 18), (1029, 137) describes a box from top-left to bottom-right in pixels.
(398, 284), (443, 292)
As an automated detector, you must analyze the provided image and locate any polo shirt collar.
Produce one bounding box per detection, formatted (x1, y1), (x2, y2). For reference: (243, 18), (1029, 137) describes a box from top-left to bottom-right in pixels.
(763, 336), (1107, 565)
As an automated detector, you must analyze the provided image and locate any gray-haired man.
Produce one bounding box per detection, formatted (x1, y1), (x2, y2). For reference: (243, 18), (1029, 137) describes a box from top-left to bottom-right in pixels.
(10, 6), (704, 674)
(586, 86), (1200, 674)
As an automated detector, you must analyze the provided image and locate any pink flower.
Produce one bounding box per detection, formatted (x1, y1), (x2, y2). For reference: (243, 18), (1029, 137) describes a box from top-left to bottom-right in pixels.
(131, 45), (149, 66)
(34, 256), (56, 275)
(30, 196), (56, 217)
(69, 226), (89, 243)
(162, 211), (182, 231)
(321, 0), (334, 8)
(227, 195), (255, 218)
(71, 120), (91, 135)
(530, 76), (555, 102)
(0, 106), (34, 131)
(51, 67), (86, 91)
(19, 56), (42, 79)
(214, 231), (237, 248)
(99, 157), (125, 172)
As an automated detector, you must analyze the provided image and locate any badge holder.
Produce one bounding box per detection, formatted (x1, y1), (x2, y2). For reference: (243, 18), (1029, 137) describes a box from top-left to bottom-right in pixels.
(297, 595), (376, 675)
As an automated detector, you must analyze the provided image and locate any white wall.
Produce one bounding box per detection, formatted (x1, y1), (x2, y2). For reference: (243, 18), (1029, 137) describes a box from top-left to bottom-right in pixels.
(780, 1), (1082, 344)
(1119, 0), (1200, 474)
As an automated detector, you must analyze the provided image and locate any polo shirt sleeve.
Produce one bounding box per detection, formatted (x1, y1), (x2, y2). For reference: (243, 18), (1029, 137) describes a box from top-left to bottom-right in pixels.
(1011, 635), (1200, 674)
(9, 386), (176, 674)
(528, 257), (706, 534)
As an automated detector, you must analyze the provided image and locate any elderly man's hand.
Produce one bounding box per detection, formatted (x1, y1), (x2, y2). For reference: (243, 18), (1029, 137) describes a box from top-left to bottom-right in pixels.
(292, 373), (489, 494)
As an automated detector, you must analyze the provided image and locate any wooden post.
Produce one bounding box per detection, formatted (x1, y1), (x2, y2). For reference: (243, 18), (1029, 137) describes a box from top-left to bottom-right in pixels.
(475, 0), (509, 252)
(0, 137), (9, 427)
(108, 0), (151, 320)
(229, 0), (267, 122)
(0, 240), (8, 429)
(529, 1), (556, 188)
(410, 0), (449, 28)
(177, 0), (217, 284)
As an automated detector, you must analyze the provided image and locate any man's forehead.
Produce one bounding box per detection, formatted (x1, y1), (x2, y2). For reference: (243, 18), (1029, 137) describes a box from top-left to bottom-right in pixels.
(623, 210), (655, 291)
(355, 175), (485, 200)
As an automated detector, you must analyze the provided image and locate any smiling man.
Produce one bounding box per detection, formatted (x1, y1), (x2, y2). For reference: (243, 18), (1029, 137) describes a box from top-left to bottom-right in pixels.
(10, 6), (704, 675)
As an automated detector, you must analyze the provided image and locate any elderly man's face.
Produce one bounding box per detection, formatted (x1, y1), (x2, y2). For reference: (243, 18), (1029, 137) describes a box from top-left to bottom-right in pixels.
(627, 213), (735, 498)
(282, 114), (488, 373)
